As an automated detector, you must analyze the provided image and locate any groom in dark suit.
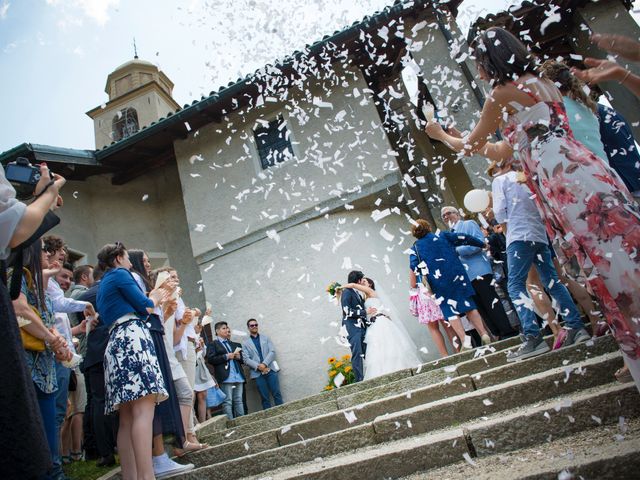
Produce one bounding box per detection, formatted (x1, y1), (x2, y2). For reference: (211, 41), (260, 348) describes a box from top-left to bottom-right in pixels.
(341, 270), (369, 382)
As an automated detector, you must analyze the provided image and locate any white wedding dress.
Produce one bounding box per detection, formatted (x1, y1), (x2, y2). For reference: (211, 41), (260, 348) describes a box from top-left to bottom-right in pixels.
(363, 297), (422, 380)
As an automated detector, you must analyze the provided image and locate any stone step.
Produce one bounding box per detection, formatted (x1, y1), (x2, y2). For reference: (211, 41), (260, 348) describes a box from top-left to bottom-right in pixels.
(171, 348), (624, 479)
(196, 334), (524, 438)
(400, 415), (640, 480)
(196, 335), (616, 447)
(237, 382), (639, 480)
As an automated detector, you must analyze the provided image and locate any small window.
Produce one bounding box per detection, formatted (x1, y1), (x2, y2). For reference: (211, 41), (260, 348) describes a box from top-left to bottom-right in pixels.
(112, 107), (139, 142)
(253, 115), (294, 169)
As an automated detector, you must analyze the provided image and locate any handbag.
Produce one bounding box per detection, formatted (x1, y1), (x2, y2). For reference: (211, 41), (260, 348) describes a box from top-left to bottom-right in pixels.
(18, 268), (46, 352)
(206, 386), (227, 408)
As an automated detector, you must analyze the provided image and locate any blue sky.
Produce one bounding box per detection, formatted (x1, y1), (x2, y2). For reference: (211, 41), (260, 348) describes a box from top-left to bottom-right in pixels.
(0, 0), (631, 153)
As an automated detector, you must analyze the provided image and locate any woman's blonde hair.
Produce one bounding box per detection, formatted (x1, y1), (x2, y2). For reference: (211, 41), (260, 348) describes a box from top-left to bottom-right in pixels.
(539, 59), (597, 113)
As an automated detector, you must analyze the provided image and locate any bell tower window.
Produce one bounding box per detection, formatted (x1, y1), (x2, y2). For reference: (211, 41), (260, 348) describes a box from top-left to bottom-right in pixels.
(112, 107), (139, 142)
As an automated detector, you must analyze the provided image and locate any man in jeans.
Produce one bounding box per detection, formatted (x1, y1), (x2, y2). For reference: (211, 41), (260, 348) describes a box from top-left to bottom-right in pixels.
(492, 166), (590, 361)
(207, 321), (246, 419)
(242, 319), (283, 410)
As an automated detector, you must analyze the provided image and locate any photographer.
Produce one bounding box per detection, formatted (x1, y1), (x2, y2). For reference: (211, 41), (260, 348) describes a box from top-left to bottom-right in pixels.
(1, 162), (66, 479)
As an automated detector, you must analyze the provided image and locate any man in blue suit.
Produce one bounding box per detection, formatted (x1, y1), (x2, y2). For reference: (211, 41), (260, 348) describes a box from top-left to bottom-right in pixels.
(242, 319), (283, 410)
(341, 270), (368, 382)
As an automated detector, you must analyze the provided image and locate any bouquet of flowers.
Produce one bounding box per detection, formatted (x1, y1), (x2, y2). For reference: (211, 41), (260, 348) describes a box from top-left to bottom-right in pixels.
(324, 354), (355, 391)
(326, 281), (342, 298)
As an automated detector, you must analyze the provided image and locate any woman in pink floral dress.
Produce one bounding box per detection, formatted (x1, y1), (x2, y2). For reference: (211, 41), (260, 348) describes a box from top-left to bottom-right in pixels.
(425, 27), (640, 389)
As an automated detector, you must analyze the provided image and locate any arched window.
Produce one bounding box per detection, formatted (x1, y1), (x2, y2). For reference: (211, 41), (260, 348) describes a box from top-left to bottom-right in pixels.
(112, 107), (139, 142)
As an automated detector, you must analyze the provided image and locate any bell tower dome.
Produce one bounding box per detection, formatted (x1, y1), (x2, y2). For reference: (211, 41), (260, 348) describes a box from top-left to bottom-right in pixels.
(87, 57), (180, 149)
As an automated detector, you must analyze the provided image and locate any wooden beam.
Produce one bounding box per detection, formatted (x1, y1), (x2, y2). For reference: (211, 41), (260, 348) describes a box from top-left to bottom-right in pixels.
(111, 150), (175, 185)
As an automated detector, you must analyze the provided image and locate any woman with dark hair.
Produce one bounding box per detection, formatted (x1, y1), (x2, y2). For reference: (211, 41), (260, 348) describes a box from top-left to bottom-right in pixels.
(340, 277), (422, 378)
(96, 242), (173, 480)
(11, 239), (73, 479)
(425, 27), (640, 378)
(129, 249), (152, 293)
(408, 219), (491, 354)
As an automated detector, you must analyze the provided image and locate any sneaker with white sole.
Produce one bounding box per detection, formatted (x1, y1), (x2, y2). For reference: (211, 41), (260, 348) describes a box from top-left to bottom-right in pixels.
(153, 454), (195, 479)
(560, 327), (590, 347)
(506, 334), (550, 362)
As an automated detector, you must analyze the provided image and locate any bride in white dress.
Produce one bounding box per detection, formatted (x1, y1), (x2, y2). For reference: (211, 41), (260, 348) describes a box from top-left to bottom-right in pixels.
(342, 278), (423, 380)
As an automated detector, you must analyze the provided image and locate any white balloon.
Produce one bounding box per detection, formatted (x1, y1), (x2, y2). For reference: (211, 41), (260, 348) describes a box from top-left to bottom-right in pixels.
(464, 189), (490, 213)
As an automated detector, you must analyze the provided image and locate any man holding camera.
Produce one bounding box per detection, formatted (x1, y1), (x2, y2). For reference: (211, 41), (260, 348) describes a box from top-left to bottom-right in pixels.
(1, 159), (67, 479)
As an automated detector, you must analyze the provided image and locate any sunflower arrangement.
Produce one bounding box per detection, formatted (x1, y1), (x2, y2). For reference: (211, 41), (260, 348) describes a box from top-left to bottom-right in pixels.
(324, 354), (355, 390)
(326, 281), (342, 298)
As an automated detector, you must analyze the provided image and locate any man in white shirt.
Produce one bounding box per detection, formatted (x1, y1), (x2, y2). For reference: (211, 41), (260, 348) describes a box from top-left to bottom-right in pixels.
(491, 166), (589, 362)
(43, 236), (94, 475)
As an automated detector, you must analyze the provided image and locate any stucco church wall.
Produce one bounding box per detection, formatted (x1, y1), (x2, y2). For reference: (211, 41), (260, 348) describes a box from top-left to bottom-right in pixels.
(173, 64), (397, 258)
(51, 162), (204, 307)
(201, 208), (439, 408)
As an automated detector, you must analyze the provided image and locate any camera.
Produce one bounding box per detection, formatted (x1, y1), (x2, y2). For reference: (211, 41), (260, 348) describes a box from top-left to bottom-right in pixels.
(4, 157), (44, 200)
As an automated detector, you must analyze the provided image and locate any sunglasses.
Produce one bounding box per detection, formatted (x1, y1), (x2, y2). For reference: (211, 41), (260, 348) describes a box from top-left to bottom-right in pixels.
(248, 324), (258, 328)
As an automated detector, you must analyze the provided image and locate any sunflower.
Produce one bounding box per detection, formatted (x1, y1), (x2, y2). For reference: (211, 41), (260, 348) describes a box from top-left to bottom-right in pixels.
(328, 357), (337, 364)
(344, 366), (352, 373)
(341, 354), (351, 361)
(324, 385), (334, 391)
(329, 370), (338, 377)
(334, 361), (343, 368)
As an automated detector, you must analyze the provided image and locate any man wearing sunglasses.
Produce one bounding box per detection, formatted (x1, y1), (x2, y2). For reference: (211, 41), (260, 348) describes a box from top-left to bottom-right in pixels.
(242, 319), (283, 410)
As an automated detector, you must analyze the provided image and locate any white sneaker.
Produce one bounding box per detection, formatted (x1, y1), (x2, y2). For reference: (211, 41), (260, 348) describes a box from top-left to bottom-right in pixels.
(153, 453), (195, 479)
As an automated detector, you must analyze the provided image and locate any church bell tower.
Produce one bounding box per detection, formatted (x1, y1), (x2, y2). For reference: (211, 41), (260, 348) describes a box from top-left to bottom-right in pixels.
(86, 56), (180, 149)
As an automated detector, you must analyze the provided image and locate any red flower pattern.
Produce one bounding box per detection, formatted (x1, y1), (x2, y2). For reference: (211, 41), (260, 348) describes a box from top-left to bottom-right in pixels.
(505, 92), (640, 360)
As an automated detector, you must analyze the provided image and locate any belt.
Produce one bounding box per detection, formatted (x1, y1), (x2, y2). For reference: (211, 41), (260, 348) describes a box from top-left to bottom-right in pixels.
(108, 314), (142, 334)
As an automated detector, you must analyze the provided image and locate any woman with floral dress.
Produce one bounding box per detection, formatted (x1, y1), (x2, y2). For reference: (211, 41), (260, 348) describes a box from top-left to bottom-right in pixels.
(425, 27), (640, 388)
(96, 242), (174, 480)
(11, 239), (73, 479)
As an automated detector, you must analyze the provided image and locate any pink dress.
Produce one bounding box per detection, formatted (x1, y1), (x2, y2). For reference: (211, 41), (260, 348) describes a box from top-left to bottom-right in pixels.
(503, 78), (640, 359)
(410, 285), (444, 324)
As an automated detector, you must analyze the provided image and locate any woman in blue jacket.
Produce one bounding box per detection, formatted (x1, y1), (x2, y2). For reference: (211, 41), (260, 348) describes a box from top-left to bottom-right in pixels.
(409, 219), (491, 352)
(96, 242), (172, 480)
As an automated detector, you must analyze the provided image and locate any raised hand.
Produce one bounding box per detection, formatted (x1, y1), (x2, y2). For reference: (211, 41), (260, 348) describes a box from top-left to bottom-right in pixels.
(425, 120), (446, 141)
(591, 33), (640, 62)
(571, 58), (627, 85)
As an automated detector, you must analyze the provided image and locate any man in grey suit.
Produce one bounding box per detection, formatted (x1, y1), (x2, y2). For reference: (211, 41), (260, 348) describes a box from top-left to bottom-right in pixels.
(242, 319), (283, 410)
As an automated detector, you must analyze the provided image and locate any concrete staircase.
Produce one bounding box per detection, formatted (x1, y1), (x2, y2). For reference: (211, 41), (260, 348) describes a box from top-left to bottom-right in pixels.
(106, 334), (640, 479)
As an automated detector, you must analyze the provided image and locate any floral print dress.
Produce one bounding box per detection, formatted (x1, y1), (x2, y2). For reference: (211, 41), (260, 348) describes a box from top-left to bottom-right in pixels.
(503, 78), (640, 359)
(22, 274), (57, 394)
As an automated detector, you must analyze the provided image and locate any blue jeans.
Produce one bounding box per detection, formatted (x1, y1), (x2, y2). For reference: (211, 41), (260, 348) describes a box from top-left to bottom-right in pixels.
(35, 384), (58, 479)
(254, 370), (283, 410)
(507, 241), (583, 337)
(220, 382), (245, 419)
(51, 363), (71, 472)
